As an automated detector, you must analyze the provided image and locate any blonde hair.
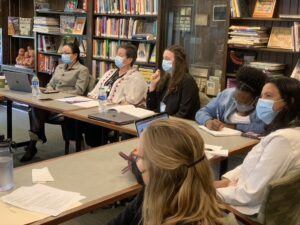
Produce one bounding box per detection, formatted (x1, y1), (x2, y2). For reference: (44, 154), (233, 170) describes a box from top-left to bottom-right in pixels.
(141, 120), (224, 225)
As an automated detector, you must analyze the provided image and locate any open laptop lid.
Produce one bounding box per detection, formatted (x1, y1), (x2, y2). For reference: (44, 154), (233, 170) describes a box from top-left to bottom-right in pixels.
(88, 110), (140, 125)
(135, 113), (169, 137)
(4, 71), (32, 93)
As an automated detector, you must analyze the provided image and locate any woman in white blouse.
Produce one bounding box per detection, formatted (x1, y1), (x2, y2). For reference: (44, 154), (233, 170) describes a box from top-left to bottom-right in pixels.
(88, 43), (147, 106)
(215, 76), (300, 216)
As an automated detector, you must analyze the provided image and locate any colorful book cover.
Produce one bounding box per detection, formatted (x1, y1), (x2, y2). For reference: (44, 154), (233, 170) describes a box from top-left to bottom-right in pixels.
(73, 17), (86, 35)
(60, 16), (75, 34)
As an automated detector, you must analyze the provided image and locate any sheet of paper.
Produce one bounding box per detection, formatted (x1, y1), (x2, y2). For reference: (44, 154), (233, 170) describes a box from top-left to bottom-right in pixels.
(199, 125), (242, 137)
(73, 100), (99, 108)
(56, 96), (93, 104)
(0, 200), (82, 225)
(110, 105), (155, 118)
(32, 167), (54, 183)
(0, 184), (86, 216)
(204, 144), (228, 157)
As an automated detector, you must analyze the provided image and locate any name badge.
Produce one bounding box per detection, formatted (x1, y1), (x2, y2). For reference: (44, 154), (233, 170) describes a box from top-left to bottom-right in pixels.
(160, 102), (166, 112)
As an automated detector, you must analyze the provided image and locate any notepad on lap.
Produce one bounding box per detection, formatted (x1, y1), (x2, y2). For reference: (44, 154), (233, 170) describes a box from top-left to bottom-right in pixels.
(199, 125), (242, 137)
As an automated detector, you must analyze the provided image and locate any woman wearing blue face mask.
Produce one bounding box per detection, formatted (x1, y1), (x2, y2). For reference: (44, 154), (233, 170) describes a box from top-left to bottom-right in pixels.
(195, 66), (267, 134)
(147, 45), (200, 120)
(22, 43), (91, 162)
(88, 43), (147, 106)
(216, 76), (300, 217)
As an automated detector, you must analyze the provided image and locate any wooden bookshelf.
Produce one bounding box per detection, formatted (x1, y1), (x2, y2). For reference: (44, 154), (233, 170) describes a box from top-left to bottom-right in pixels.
(224, 0), (300, 89)
(92, 0), (163, 79)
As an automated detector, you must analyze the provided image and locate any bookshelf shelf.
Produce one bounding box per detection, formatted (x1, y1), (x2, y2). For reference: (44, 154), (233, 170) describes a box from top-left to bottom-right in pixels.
(37, 51), (61, 57)
(35, 32), (87, 38)
(228, 45), (300, 54)
(93, 36), (156, 43)
(36, 10), (87, 16)
(230, 17), (300, 22)
(11, 35), (35, 39)
(93, 13), (157, 18)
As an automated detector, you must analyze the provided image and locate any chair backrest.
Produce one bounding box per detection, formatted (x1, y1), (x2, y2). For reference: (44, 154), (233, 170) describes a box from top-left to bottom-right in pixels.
(257, 170), (300, 225)
(85, 74), (96, 95)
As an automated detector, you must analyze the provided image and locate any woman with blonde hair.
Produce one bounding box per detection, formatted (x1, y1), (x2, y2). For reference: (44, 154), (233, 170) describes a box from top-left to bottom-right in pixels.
(108, 120), (234, 225)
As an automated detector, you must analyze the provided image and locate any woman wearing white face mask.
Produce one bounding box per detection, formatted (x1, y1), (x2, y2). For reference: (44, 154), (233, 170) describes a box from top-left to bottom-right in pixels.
(147, 45), (200, 120)
(215, 76), (300, 217)
(88, 43), (147, 106)
(23, 43), (91, 162)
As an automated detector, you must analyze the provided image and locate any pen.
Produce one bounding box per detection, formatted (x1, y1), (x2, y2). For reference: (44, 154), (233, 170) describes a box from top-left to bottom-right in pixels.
(216, 108), (220, 120)
(63, 95), (75, 98)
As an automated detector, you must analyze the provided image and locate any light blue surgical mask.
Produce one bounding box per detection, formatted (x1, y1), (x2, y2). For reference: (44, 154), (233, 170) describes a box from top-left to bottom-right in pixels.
(162, 59), (173, 74)
(256, 98), (278, 124)
(115, 56), (125, 68)
(61, 54), (72, 65)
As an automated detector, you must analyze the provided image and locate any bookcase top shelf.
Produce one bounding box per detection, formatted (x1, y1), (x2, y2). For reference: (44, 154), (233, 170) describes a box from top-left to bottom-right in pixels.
(228, 45), (300, 54)
(36, 10), (87, 16)
(93, 13), (158, 18)
(93, 36), (156, 43)
(35, 32), (87, 38)
(231, 17), (300, 22)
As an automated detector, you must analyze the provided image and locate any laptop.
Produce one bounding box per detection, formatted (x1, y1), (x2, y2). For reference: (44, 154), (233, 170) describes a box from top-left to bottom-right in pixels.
(135, 113), (169, 137)
(4, 71), (32, 93)
(88, 110), (140, 125)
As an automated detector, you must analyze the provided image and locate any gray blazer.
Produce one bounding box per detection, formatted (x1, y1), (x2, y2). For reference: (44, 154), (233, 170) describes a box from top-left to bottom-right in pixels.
(46, 61), (90, 95)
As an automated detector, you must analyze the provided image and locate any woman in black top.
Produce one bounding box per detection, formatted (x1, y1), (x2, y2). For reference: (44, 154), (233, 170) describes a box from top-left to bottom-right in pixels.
(147, 45), (200, 120)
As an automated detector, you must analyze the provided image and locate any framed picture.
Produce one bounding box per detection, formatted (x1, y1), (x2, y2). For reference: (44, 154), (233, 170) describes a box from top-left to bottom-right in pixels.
(213, 5), (227, 22)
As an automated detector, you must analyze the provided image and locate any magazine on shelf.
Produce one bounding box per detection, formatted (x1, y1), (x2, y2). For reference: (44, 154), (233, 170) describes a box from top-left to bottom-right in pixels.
(60, 16), (75, 34)
(64, 0), (78, 12)
(72, 17), (86, 35)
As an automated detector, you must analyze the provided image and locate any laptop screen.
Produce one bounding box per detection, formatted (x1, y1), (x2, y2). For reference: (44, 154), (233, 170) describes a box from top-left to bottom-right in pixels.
(135, 113), (169, 137)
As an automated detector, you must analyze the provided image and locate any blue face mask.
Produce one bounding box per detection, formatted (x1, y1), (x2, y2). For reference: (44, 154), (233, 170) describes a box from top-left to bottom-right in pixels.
(162, 59), (173, 73)
(256, 98), (278, 124)
(115, 56), (125, 68)
(61, 54), (72, 65)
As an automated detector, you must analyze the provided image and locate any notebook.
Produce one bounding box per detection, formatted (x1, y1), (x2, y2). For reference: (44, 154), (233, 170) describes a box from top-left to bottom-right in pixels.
(199, 125), (242, 137)
(135, 113), (169, 137)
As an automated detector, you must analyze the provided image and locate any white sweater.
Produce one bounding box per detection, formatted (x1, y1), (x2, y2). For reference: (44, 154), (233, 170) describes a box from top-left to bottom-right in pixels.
(218, 127), (300, 215)
(88, 68), (148, 106)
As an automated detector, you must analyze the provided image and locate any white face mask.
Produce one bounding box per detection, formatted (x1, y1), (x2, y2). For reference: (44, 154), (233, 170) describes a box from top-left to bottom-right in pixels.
(162, 59), (173, 73)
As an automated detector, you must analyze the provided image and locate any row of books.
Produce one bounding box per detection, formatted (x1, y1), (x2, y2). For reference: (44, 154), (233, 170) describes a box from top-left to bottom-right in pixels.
(94, 0), (158, 15)
(248, 61), (286, 77)
(38, 54), (59, 74)
(95, 17), (157, 40)
(229, 24), (300, 51)
(8, 17), (32, 36)
(228, 26), (269, 48)
(92, 60), (114, 78)
(93, 39), (156, 63)
(230, 0), (276, 18)
(37, 35), (87, 57)
(33, 16), (86, 35)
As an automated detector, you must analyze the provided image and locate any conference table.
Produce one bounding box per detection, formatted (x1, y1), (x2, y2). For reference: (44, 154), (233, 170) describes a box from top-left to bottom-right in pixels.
(0, 139), (140, 225)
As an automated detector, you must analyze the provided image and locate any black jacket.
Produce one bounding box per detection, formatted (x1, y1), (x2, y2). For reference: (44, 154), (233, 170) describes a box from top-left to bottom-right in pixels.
(107, 189), (144, 225)
(146, 74), (200, 120)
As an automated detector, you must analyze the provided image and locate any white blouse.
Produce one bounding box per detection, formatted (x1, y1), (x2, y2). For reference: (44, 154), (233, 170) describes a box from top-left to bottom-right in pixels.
(88, 68), (148, 106)
(218, 127), (300, 215)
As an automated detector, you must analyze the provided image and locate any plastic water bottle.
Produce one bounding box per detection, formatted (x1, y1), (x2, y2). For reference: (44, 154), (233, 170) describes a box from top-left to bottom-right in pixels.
(0, 138), (14, 192)
(98, 87), (107, 113)
(31, 75), (40, 97)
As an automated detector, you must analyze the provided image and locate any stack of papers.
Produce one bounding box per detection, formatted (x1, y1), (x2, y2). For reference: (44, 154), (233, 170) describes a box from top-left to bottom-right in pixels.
(0, 184), (85, 216)
(56, 96), (98, 108)
(199, 125), (242, 137)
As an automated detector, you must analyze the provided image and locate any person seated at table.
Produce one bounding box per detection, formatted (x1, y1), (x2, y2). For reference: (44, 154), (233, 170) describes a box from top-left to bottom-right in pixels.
(77, 43), (148, 147)
(107, 120), (238, 225)
(195, 66), (267, 134)
(88, 43), (147, 106)
(215, 76), (300, 216)
(147, 45), (200, 120)
(22, 43), (91, 162)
